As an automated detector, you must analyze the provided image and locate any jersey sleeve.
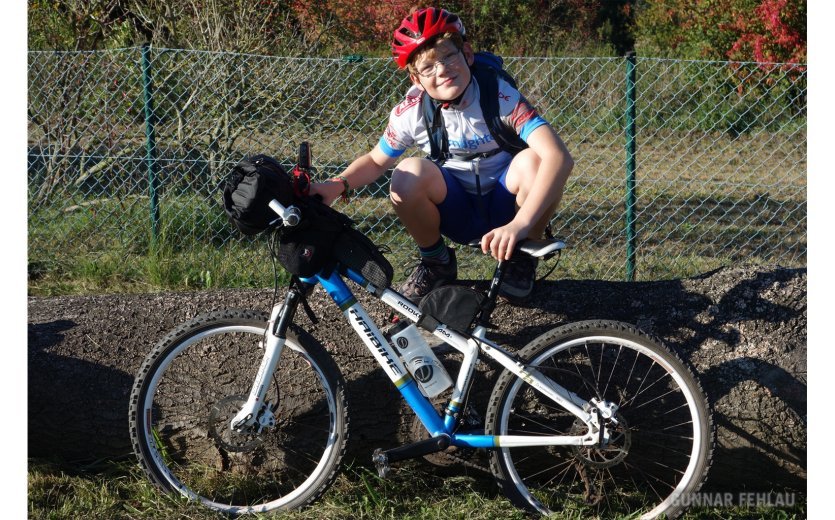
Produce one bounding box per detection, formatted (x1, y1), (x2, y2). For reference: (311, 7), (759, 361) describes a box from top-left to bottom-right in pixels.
(497, 78), (550, 143)
(378, 87), (423, 158)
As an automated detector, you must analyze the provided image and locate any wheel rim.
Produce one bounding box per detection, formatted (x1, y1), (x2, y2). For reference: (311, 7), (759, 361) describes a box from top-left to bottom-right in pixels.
(138, 324), (339, 513)
(497, 335), (706, 519)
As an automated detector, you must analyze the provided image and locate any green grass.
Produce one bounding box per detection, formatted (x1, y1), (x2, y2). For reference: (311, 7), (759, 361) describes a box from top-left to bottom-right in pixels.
(27, 126), (806, 296)
(28, 458), (806, 520)
(26, 185), (805, 296)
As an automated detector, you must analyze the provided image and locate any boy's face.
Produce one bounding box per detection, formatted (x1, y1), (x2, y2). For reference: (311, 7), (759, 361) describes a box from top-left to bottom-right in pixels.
(409, 38), (474, 102)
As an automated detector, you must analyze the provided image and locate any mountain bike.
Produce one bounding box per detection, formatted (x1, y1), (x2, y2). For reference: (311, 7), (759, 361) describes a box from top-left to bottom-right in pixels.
(129, 151), (713, 519)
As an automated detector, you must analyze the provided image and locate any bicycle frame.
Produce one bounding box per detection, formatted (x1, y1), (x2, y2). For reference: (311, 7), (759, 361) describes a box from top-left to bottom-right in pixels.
(234, 263), (604, 450)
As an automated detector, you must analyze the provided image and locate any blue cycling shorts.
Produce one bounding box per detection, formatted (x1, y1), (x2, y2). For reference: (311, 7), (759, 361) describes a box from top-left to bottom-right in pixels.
(436, 165), (517, 244)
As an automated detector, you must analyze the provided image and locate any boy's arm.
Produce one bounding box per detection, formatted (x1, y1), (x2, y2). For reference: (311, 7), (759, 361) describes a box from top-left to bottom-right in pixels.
(513, 124), (573, 234)
(311, 144), (398, 206)
(481, 124), (574, 260)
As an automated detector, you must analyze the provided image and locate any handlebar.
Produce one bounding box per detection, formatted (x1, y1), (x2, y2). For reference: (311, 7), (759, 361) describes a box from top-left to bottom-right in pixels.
(266, 143), (315, 228)
(269, 199), (301, 227)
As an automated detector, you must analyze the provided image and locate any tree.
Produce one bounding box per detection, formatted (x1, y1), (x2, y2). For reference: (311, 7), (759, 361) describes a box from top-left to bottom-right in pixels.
(28, 0), (318, 55)
(634, 0), (806, 63)
(28, 0), (135, 50)
(28, 1), (643, 56)
(725, 0), (806, 64)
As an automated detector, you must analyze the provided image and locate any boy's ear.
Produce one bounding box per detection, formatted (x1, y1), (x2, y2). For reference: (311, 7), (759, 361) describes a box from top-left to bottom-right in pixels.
(463, 42), (475, 66)
(409, 73), (425, 91)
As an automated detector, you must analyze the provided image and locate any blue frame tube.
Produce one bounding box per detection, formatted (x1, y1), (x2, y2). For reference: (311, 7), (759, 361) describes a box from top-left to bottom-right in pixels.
(450, 434), (497, 449)
(398, 380), (447, 436)
(313, 269), (448, 436)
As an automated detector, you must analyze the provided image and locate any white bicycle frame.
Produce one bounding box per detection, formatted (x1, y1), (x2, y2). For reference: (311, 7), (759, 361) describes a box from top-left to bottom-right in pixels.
(231, 199), (611, 449)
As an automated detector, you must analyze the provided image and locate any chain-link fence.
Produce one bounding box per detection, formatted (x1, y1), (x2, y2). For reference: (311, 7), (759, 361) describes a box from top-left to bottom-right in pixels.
(28, 46), (806, 286)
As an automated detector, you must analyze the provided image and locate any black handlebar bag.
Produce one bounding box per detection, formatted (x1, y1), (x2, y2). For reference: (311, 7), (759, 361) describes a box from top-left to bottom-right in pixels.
(223, 154), (393, 282)
(223, 154), (339, 277)
(276, 200), (350, 278)
(223, 155), (295, 236)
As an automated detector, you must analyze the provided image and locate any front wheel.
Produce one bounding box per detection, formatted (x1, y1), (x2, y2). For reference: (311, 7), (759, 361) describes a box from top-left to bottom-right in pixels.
(486, 320), (713, 519)
(129, 309), (349, 514)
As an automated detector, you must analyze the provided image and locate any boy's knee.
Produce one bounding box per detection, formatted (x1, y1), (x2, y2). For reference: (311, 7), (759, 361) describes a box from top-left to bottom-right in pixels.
(390, 158), (441, 203)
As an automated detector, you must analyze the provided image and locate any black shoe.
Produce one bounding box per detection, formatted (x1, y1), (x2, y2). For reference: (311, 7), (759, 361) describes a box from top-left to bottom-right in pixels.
(499, 256), (538, 303)
(398, 248), (457, 303)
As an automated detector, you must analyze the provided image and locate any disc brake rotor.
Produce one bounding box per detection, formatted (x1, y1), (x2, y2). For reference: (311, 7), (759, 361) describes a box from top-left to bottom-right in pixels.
(208, 395), (264, 453)
(569, 411), (631, 469)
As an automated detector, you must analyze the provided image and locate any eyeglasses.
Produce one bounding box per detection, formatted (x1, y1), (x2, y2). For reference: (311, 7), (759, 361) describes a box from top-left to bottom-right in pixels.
(415, 50), (462, 78)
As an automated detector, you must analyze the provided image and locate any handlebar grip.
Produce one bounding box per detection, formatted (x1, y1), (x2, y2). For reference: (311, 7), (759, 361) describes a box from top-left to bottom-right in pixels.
(298, 142), (311, 171)
(268, 199), (301, 227)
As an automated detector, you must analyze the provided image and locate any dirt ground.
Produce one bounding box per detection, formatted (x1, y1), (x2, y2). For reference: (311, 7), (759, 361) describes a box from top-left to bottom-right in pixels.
(28, 264), (806, 491)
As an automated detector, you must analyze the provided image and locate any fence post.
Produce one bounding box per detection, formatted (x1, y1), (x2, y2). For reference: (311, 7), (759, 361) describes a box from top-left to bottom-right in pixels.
(141, 43), (160, 246)
(625, 52), (637, 281)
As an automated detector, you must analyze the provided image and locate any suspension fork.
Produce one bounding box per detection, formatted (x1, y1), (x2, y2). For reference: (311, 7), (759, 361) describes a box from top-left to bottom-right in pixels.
(230, 287), (303, 432)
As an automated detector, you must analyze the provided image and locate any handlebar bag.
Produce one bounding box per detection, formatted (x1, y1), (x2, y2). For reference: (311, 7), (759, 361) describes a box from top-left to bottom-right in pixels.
(276, 196), (352, 278)
(223, 155), (294, 235)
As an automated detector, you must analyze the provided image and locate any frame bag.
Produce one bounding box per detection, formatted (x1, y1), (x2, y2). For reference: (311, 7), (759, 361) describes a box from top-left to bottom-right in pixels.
(333, 227), (394, 292)
(417, 285), (485, 333)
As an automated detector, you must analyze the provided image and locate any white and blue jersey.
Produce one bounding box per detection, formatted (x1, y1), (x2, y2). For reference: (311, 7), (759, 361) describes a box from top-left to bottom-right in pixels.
(379, 76), (549, 195)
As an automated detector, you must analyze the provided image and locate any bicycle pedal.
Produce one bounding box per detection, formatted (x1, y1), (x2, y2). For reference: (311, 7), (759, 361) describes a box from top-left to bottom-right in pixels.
(372, 448), (390, 478)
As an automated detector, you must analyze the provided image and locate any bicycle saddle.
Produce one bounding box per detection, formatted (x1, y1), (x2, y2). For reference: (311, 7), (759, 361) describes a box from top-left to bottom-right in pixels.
(467, 237), (566, 259)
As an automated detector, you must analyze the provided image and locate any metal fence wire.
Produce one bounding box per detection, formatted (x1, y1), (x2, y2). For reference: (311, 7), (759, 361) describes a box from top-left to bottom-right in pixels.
(28, 46), (806, 284)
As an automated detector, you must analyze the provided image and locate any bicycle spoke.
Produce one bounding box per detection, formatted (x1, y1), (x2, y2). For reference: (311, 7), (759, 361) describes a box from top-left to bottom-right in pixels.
(489, 322), (711, 519)
(131, 313), (347, 514)
(601, 344), (623, 398)
(627, 400), (691, 429)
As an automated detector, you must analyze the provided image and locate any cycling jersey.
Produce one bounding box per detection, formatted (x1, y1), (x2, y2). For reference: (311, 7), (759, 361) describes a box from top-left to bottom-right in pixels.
(378, 76), (549, 195)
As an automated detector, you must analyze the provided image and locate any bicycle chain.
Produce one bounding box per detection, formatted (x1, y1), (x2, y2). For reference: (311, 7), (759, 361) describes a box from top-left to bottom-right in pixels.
(435, 446), (492, 474)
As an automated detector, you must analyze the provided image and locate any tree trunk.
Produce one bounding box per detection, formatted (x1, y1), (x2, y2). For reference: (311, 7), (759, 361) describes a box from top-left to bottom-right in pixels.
(27, 264), (806, 491)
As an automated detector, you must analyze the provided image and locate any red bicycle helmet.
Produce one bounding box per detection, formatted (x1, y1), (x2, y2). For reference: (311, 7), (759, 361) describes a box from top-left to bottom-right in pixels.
(391, 7), (465, 69)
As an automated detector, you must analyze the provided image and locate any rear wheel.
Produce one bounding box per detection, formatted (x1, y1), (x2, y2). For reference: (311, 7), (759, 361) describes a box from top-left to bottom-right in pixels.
(486, 320), (713, 519)
(129, 309), (349, 514)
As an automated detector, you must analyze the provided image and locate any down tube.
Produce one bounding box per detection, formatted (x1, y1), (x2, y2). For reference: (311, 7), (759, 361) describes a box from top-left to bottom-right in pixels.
(312, 270), (447, 436)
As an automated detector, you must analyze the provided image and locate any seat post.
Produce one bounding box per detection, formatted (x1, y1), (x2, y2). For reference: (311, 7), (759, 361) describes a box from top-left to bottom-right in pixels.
(474, 259), (507, 328)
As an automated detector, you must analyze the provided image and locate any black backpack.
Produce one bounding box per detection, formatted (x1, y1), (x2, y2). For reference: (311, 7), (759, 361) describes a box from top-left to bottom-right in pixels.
(421, 51), (528, 164)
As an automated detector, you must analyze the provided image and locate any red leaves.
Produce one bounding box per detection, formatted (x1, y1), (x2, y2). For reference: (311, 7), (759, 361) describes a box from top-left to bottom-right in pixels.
(726, 0), (805, 75)
(289, 0), (414, 51)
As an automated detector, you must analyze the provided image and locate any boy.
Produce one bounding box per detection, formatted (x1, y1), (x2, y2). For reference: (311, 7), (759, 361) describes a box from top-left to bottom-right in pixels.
(311, 7), (573, 303)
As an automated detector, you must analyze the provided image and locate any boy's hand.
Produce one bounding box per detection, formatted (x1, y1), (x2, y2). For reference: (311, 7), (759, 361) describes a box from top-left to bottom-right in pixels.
(309, 181), (345, 206)
(481, 220), (531, 261)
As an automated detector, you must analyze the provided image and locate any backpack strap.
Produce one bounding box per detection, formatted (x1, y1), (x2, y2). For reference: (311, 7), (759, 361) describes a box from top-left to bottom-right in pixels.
(471, 63), (529, 157)
(421, 93), (451, 164)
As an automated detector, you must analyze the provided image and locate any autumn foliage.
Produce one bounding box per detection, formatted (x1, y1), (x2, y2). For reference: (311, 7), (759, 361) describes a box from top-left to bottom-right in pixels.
(635, 0), (806, 64)
(726, 0), (806, 64)
(27, 0), (806, 64)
